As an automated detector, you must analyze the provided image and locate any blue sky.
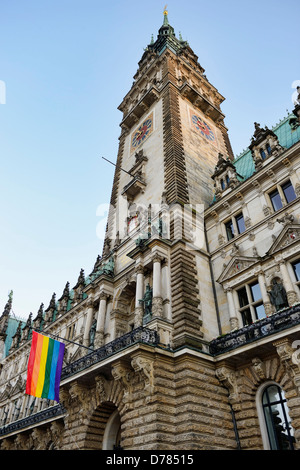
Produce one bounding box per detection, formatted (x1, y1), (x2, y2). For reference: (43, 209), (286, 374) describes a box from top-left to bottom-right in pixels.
(0, 0), (299, 319)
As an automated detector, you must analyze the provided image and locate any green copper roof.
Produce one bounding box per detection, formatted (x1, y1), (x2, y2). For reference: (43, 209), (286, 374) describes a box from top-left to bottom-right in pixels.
(147, 10), (188, 57)
(4, 317), (25, 357)
(233, 113), (300, 181)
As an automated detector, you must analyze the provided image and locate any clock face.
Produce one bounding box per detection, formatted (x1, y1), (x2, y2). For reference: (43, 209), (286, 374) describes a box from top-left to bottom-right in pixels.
(131, 114), (153, 151)
(128, 215), (138, 232)
(191, 114), (215, 142)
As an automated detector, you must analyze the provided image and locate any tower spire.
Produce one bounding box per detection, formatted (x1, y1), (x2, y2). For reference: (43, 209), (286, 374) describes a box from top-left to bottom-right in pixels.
(163, 5), (169, 25)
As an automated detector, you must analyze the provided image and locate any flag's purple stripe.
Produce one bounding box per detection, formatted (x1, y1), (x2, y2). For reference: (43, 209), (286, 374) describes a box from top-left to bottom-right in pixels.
(48, 340), (60, 400)
(54, 342), (65, 402)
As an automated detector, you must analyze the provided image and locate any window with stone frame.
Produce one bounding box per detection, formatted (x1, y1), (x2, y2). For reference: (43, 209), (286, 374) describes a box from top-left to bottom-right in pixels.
(292, 259), (300, 286)
(268, 179), (297, 212)
(67, 323), (75, 340)
(237, 280), (266, 326)
(261, 384), (295, 450)
(224, 212), (246, 241)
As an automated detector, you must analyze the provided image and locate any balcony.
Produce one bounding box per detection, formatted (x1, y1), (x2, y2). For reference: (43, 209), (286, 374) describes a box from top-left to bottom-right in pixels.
(209, 303), (300, 355)
(0, 403), (65, 437)
(0, 327), (160, 439)
(61, 326), (160, 381)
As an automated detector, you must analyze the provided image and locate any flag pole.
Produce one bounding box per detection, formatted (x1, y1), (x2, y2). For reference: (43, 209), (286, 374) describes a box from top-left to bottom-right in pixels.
(33, 330), (94, 352)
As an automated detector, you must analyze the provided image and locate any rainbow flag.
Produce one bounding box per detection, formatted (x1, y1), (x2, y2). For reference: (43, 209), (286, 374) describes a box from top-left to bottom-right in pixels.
(26, 331), (65, 402)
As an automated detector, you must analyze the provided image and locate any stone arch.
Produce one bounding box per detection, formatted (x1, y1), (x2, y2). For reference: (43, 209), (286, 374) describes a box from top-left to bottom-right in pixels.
(83, 401), (119, 450)
(82, 374), (127, 450)
(217, 356), (296, 449)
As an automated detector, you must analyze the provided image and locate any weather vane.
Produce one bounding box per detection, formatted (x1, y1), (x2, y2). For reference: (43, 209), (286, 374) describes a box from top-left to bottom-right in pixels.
(164, 4), (168, 15)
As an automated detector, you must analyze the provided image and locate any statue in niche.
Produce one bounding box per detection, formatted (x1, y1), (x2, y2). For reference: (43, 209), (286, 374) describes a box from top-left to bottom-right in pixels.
(89, 319), (97, 349)
(139, 284), (153, 318)
(268, 278), (288, 311)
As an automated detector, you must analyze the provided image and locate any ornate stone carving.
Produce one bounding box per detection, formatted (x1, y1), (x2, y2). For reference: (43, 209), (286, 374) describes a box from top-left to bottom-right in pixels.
(252, 357), (266, 380)
(268, 223), (300, 254)
(131, 356), (154, 396)
(14, 433), (29, 450)
(49, 420), (64, 449)
(69, 382), (86, 403)
(95, 375), (109, 404)
(111, 362), (134, 402)
(217, 256), (258, 283)
(31, 427), (50, 450)
(152, 296), (164, 318)
(273, 338), (300, 393)
(216, 366), (239, 402)
(277, 212), (295, 225)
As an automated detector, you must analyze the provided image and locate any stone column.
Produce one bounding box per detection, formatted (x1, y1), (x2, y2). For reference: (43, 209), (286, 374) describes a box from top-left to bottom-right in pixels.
(279, 260), (298, 305)
(162, 260), (171, 321)
(95, 293), (108, 348)
(152, 254), (163, 318)
(225, 288), (239, 330)
(134, 265), (144, 328)
(83, 299), (94, 348)
(257, 270), (273, 315)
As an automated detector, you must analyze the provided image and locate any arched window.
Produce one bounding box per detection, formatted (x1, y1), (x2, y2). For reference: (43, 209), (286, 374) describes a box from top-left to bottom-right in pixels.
(261, 384), (295, 450)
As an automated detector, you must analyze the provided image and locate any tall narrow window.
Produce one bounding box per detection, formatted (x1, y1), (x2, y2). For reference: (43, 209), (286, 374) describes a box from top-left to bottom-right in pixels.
(225, 220), (234, 240)
(260, 148), (266, 160)
(225, 212), (246, 241)
(262, 384), (294, 450)
(269, 189), (283, 211)
(235, 213), (246, 234)
(282, 180), (296, 204)
(292, 259), (300, 282)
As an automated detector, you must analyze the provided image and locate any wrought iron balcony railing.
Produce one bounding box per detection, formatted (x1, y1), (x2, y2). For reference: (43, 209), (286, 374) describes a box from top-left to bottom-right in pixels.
(61, 326), (160, 380)
(0, 403), (65, 437)
(209, 304), (300, 355)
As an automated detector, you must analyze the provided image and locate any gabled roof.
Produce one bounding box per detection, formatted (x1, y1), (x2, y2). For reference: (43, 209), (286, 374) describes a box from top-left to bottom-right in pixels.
(267, 223), (300, 255)
(217, 255), (260, 284)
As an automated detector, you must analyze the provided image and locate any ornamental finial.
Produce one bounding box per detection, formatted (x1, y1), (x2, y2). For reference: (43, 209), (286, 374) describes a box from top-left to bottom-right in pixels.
(163, 4), (168, 15)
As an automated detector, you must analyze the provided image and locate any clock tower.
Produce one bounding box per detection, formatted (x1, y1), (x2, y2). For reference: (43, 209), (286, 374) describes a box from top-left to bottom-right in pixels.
(99, 9), (233, 350)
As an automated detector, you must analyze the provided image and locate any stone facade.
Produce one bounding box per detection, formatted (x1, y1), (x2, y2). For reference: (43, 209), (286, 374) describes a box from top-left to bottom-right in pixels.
(1, 11), (300, 451)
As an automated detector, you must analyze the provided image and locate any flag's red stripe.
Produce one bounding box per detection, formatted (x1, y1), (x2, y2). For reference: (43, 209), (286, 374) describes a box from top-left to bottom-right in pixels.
(25, 330), (38, 395)
(31, 333), (44, 396)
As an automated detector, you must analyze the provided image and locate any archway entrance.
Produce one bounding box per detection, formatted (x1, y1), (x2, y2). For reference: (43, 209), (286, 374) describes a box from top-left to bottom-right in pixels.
(83, 402), (122, 450)
(102, 409), (122, 450)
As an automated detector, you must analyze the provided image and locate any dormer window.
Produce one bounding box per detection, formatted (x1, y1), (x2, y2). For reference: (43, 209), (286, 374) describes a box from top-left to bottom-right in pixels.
(211, 153), (240, 200)
(260, 148), (266, 160)
(249, 122), (283, 170)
